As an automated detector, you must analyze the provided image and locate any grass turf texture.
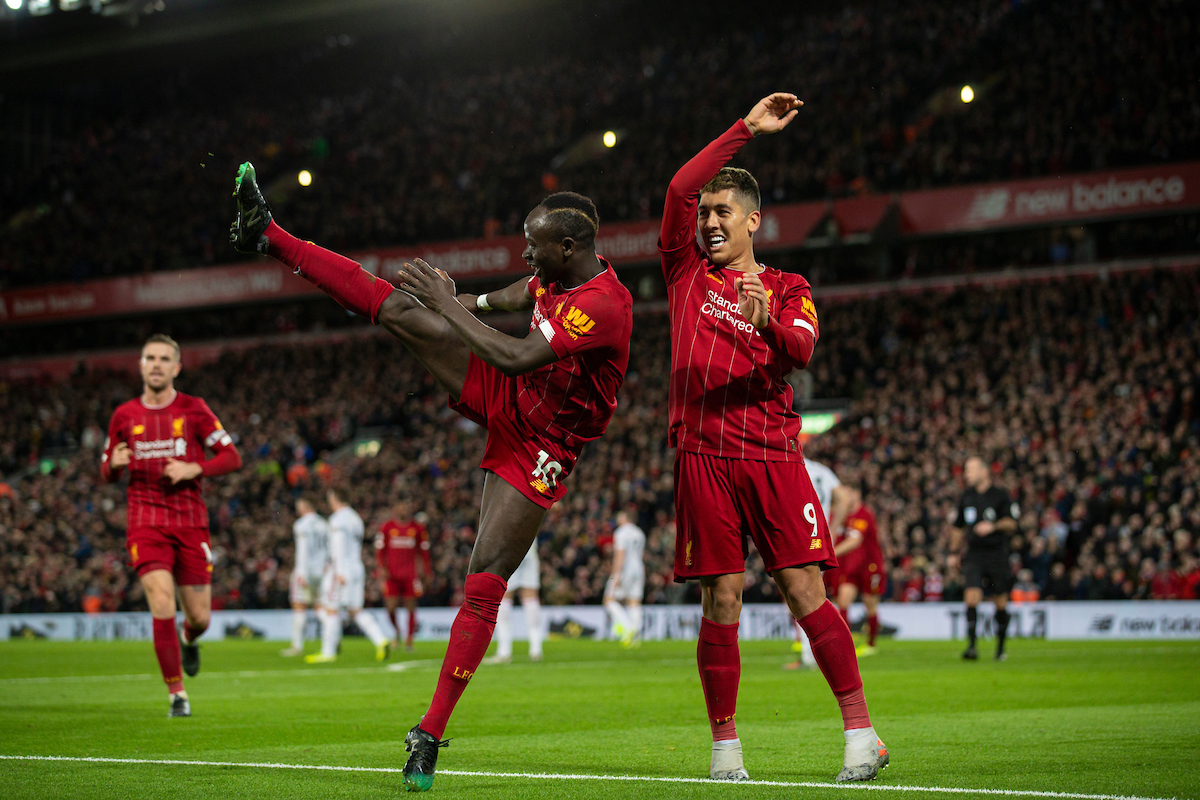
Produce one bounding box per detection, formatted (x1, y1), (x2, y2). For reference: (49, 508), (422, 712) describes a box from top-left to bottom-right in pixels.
(0, 638), (1196, 799)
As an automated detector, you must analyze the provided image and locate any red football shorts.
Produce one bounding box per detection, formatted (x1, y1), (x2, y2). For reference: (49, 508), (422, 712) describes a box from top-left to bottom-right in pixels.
(842, 559), (887, 596)
(127, 526), (213, 585)
(384, 575), (421, 600)
(673, 451), (837, 581)
(449, 353), (581, 509)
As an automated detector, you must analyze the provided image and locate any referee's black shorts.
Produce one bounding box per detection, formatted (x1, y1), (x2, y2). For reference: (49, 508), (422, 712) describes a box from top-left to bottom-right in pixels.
(963, 550), (1013, 595)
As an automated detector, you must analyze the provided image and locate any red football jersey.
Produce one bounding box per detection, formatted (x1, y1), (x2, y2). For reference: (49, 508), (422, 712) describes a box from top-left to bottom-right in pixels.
(520, 257), (633, 446)
(375, 519), (432, 578)
(101, 391), (238, 529)
(839, 504), (883, 570)
(660, 120), (819, 462)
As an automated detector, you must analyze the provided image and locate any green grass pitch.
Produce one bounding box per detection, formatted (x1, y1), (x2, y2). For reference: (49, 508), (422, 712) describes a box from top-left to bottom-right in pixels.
(0, 637), (1196, 799)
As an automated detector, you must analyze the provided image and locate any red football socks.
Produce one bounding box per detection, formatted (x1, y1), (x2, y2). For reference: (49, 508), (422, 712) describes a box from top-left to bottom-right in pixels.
(421, 572), (507, 739)
(265, 220), (394, 324)
(152, 617), (184, 694)
(182, 620), (207, 645)
(839, 606), (850, 626)
(408, 608), (418, 644)
(867, 614), (879, 647)
(697, 618), (741, 741)
(800, 600), (871, 730)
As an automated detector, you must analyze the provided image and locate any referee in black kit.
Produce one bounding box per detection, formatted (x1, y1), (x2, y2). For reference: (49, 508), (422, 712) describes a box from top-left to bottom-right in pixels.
(953, 456), (1019, 661)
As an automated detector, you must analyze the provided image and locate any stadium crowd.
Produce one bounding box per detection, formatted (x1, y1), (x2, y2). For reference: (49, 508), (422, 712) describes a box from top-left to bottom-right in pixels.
(2, 0), (1197, 289)
(2, 265), (1198, 613)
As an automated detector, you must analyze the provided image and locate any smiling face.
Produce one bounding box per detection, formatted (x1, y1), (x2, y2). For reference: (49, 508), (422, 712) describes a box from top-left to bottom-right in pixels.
(139, 342), (180, 393)
(697, 188), (760, 267)
(522, 208), (565, 284)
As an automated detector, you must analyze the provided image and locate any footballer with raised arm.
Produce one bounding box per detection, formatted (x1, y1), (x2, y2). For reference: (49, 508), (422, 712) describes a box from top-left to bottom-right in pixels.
(100, 334), (242, 717)
(231, 168), (632, 792)
(660, 93), (888, 782)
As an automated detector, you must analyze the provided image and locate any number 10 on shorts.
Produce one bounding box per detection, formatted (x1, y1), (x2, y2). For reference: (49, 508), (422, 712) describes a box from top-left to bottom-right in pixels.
(532, 450), (563, 489)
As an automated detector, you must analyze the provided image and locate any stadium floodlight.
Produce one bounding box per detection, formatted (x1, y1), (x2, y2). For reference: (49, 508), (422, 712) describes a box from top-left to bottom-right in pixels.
(960, 85), (975, 104)
(4, 0), (22, 11)
(602, 130), (618, 148)
(298, 170), (313, 187)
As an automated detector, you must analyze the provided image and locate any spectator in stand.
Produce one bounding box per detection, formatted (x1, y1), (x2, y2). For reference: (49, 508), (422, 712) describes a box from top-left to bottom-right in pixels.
(2, 0), (1197, 291)
(2, 267), (1199, 612)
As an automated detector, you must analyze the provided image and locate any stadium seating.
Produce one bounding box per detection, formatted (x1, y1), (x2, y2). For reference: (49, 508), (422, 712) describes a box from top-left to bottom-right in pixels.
(1, 0), (1197, 289)
(3, 265), (1198, 613)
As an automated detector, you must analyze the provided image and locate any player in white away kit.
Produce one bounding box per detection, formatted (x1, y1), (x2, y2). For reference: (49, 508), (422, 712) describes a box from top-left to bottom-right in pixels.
(281, 497), (329, 656)
(604, 510), (646, 645)
(488, 541), (543, 663)
(306, 487), (391, 663)
(786, 460), (854, 669)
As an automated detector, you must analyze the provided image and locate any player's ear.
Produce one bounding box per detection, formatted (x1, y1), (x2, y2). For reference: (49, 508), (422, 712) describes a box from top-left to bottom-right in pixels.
(746, 209), (761, 235)
(559, 236), (576, 261)
(171, 360), (182, 378)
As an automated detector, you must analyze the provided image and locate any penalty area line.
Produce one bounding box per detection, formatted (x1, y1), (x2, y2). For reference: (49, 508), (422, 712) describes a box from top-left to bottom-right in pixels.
(0, 755), (1184, 800)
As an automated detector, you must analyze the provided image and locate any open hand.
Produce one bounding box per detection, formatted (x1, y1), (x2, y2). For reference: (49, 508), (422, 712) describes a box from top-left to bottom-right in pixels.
(164, 458), (203, 484)
(744, 92), (803, 136)
(397, 258), (457, 314)
(736, 272), (770, 329)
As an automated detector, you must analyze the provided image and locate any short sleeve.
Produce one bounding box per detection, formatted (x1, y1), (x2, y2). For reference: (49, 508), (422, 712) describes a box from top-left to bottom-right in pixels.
(537, 286), (628, 360)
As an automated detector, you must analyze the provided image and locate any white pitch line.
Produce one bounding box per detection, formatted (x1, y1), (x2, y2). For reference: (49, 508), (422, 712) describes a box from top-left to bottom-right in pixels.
(0, 755), (1185, 800)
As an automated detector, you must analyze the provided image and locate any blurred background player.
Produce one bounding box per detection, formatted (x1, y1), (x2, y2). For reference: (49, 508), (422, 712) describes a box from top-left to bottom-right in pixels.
(489, 541), (543, 663)
(827, 489), (888, 657)
(233, 170), (632, 790)
(100, 334), (242, 717)
(661, 94), (887, 783)
(305, 487), (391, 663)
(281, 496), (329, 657)
(604, 509), (646, 646)
(954, 456), (1019, 661)
(785, 460), (855, 669)
(374, 499), (431, 652)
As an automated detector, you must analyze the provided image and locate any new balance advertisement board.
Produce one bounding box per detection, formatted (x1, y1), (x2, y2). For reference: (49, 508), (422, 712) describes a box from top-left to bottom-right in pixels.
(3, 602), (1197, 642)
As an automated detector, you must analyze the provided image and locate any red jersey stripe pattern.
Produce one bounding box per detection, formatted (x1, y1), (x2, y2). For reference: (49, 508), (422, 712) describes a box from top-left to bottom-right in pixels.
(659, 120), (820, 462)
(101, 392), (239, 530)
(519, 257), (632, 447)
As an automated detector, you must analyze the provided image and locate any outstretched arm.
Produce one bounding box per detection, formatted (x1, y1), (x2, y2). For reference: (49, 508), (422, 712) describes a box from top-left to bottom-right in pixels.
(660, 93), (803, 257)
(398, 259), (556, 377)
(457, 277), (535, 316)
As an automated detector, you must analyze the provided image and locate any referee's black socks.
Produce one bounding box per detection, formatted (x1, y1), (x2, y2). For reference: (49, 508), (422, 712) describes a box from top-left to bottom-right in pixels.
(966, 606), (978, 647)
(994, 607), (1010, 655)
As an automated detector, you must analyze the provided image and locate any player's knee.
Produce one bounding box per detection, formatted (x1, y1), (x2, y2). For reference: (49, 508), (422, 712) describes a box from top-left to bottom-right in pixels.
(188, 611), (211, 631)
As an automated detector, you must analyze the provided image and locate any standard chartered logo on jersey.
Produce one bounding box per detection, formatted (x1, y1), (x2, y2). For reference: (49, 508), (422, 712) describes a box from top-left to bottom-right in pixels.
(701, 289), (757, 334)
(134, 438), (187, 459)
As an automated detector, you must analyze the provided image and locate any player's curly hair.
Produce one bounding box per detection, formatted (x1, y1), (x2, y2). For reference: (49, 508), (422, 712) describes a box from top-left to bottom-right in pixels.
(538, 191), (600, 246)
(702, 167), (761, 212)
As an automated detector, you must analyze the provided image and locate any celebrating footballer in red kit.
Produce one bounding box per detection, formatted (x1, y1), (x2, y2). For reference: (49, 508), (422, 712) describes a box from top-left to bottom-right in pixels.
(231, 166), (632, 791)
(376, 500), (432, 651)
(824, 491), (887, 655)
(660, 92), (888, 782)
(101, 334), (242, 718)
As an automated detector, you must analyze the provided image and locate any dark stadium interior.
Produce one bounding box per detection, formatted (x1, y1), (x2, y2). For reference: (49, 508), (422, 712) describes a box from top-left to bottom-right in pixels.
(2, 0), (1198, 614)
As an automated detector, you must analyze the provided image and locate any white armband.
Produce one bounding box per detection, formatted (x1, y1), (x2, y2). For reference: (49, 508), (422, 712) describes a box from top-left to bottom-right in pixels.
(476, 293), (492, 312)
